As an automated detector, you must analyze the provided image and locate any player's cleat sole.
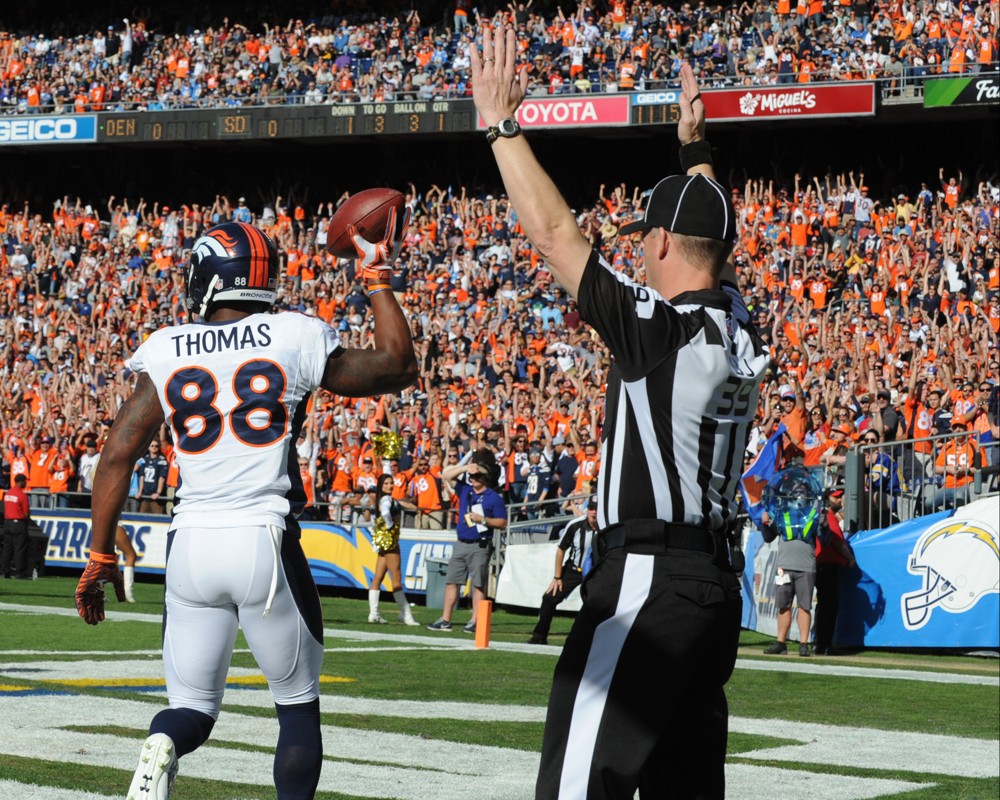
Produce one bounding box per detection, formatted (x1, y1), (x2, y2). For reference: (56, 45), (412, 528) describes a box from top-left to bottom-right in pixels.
(127, 732), (178, 800)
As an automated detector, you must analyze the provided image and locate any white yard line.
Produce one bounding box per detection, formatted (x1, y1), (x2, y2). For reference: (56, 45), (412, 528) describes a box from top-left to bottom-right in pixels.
(1, 693), (932, 800)
(731, 717), (1000, 778)
(0, 780), (115, 800)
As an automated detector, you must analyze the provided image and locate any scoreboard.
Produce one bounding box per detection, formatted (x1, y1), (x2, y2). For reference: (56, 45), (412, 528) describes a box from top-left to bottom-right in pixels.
(96, 100), (479, 143)
(1, 95), (678, 147)
(629, 90), (683, 126)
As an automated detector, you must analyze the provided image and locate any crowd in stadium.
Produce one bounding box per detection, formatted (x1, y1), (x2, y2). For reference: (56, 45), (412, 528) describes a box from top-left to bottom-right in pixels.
(1, 0), (998, 113)
(1, 158), (997, 523)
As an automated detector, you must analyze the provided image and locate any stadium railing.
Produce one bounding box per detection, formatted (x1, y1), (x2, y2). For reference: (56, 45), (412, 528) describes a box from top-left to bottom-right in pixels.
(842, 429), (999, 534)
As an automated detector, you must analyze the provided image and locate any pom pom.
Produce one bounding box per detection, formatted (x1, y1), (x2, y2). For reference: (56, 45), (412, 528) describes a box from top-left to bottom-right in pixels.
(372, 430), (403, 461)
(372, 517), (400, 552)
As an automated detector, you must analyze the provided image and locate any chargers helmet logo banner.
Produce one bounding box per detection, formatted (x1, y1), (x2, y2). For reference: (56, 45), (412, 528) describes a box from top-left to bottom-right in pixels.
(901, 515), (1000, 631)
(745, 496), (1000, 647)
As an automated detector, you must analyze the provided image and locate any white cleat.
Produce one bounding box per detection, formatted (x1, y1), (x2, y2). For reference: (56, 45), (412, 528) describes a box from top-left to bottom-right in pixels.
(127, 733), (178, 800)
(368, 611), (388, 624)
(399, 609), (419, 627)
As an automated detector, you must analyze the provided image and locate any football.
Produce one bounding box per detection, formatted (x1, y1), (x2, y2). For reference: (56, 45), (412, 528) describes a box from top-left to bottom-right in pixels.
(326, 188), (406, 259)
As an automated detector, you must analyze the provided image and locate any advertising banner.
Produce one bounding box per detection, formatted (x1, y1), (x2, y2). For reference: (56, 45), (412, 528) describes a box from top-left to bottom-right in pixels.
(477, 94), (630, 129)
(924, 75), (1000, 107)
(0, 115), (97, 145)
(299, 521), (454, 593)
(703, 83), (875, 122)
(35, 510), (456, 595)
(494, 542), (583, 611)
(741, 496), (1000, 648)
(631, 90), (682, 105)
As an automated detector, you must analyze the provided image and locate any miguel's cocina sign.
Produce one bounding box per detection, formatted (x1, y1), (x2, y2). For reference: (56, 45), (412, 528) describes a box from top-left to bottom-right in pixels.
(702, 83), (875, 121)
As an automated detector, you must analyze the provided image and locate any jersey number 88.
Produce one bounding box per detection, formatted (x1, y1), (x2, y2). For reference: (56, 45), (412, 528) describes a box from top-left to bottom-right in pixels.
(165, 359), (288, 453)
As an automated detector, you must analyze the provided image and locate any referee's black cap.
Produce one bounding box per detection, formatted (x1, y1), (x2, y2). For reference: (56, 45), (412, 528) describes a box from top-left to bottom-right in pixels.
(619, 174), (736, 243)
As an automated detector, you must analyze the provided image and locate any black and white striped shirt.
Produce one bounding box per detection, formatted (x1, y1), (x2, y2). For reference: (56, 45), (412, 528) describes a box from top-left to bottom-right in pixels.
(577, 250), (769, 533)
(557, 516), (597, 571)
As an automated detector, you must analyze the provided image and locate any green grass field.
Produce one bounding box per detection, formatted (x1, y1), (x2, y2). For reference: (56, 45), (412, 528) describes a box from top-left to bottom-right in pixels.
(1, 575), (997, 800)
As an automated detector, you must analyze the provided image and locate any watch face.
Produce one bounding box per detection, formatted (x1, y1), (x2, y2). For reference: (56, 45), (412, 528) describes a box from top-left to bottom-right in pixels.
(499, 118), (519, 135)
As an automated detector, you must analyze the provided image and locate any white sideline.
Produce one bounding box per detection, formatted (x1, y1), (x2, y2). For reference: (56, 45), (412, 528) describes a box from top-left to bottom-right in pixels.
(2, 602), (997, 686)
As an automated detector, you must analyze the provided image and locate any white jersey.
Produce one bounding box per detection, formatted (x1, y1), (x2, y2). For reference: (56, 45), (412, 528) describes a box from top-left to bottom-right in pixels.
(127, 311), (340, 529)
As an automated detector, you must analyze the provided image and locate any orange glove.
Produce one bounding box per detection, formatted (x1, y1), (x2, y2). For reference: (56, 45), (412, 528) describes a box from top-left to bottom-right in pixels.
(75, 551), (126, 625)
(349, 204), (412, 283)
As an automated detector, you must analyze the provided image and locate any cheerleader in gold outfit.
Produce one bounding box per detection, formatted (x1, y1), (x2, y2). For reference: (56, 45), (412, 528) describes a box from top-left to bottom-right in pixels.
(368, 473), (419, 625)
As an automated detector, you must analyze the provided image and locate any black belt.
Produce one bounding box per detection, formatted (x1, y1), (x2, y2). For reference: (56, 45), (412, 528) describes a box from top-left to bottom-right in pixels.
(597, 520), (722, 558)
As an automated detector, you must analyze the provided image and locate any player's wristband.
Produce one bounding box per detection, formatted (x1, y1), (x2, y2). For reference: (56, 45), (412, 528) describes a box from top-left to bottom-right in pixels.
(679, 139), (713, 172)
(88, 551), (118, 565)
(366, 283), (392, 296)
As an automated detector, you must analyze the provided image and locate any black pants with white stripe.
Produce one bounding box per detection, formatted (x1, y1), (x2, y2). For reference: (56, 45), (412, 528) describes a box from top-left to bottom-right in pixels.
(535, 542), (741, 799)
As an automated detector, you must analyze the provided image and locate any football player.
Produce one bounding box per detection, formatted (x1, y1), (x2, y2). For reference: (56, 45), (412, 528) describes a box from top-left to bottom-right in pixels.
(75, 212), (416, 800)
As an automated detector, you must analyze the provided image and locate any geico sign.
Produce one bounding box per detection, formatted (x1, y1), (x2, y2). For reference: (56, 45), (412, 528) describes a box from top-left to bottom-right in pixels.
(0, 118), (82, 142)
(633, 91), (681, 105)
(518, 100), (600, 125)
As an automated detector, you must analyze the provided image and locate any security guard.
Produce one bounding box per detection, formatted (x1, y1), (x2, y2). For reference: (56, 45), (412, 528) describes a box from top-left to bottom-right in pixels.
(2, 474), (32, 579)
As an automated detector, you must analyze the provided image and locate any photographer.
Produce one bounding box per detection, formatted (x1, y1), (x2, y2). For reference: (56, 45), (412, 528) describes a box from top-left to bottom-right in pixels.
(426, 449), (506, 634)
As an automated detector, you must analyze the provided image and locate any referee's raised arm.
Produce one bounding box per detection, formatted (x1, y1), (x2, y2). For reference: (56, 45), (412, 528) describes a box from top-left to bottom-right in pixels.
(676, 61), (740, 289)
(470, 25), (591, 299)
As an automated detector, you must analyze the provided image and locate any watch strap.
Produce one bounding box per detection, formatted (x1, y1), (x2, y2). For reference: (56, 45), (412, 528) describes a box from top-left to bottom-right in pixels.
(486, 117), (520, 144)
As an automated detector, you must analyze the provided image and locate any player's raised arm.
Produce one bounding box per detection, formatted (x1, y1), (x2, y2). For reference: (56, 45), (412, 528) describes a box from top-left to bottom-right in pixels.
(322, 206), (419, 397)
(471, 25), (591, 299)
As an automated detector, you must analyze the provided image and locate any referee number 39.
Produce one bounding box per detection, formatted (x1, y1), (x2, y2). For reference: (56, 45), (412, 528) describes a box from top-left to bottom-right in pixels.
(715, 377), (755, 417)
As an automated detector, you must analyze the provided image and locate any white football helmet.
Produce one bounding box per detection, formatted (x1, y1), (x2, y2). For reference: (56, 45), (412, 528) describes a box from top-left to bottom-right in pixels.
(901, 518), (1000, 630)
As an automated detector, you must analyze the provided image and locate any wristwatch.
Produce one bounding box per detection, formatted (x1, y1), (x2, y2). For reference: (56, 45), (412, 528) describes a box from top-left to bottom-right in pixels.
(485, 117), (522, 144)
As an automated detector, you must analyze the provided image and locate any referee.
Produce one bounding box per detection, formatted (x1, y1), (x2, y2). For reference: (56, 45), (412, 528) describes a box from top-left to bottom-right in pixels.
(473, 31), (769, 800)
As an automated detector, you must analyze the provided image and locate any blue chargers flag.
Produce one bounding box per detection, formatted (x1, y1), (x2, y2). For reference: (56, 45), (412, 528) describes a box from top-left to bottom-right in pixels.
(739, 424), (786, 527)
